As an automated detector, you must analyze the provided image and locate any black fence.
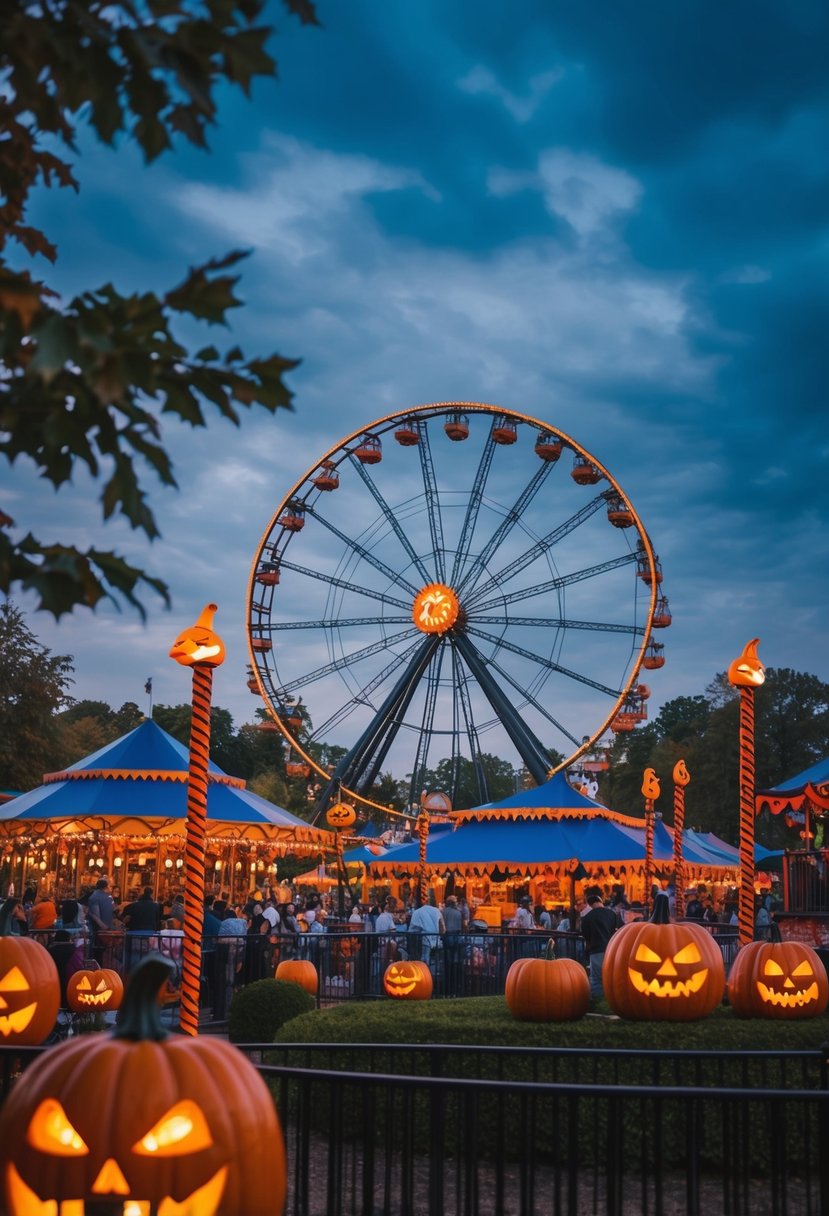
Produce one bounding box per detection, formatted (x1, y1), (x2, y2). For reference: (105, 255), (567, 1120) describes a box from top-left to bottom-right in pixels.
(785, 851), (829, 915)
(30, 923), (750, 1025)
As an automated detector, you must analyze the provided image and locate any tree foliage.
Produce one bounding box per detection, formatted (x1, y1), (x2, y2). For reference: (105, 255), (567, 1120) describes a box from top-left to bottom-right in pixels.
(0, 0), (318, 618)
(0, 601), (74, 789)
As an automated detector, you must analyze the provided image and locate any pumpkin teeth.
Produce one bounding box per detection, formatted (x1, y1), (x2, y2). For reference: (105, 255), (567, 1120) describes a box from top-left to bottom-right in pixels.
(5, 1161), (227, 1216)
(757, 981), (819, 1007)
(628, 968), (708, 998)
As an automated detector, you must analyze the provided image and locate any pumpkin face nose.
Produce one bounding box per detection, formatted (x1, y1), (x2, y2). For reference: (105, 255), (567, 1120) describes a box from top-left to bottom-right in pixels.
(92, 1157), (130, 1194)
(656, 958), (678, 978)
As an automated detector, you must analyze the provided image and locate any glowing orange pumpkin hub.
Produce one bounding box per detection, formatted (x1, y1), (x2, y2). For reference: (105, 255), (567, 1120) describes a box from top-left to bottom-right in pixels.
(412, 584), (459, 635)
(169, 603), (226, 668)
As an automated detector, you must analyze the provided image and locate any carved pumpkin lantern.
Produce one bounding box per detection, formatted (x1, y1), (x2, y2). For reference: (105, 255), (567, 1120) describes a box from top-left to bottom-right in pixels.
(169, 602), (226, 668)
(0, 900), (60, 1045)
(66, 967), (124, 1013)
(727, 938), (829, 1019)
(602, 893), (725, 1021)
(0, 955), (286, 1216)
(383, 960), (433, 1000)
(275, 959), (318, 997)
(727, 638), (765, 688)
(505, 945), (590, 1022)
(326, 802), (356, 830)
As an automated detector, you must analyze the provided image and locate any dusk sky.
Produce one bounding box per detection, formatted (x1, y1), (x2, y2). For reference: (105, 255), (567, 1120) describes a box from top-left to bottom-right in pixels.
(5, 1), (828, 780)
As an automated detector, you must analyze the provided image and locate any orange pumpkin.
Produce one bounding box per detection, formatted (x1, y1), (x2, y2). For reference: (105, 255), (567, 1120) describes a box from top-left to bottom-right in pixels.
(169, 603), (226, 668)
(326, 802), (356, 829)
(602, 894), (725, 1021)
(275, 959), (318, 996)
(383, 960), (433, 1000)
(0, 954), (285, 1216)
(66, 967), (124, 1013)
(728, 939), (829, 1019)
(727, 638), (765, 688)
(0, 901), (60, 1045)
(505, 948), (589, 1022)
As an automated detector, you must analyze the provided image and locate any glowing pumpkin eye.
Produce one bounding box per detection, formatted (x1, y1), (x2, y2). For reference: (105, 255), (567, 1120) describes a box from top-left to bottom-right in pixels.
(792, 960), (814, 978)
(634, 945), (663, 964)
(133, 1100), (213, 1155)
(763, 959), (785, 976)
(0, 966), (30, 992)
(673, 943), (702, 965)
(28, 1099), (89, 1155)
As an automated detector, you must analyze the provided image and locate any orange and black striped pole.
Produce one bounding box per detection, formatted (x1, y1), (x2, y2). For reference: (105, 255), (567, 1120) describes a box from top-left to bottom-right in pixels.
(727, 639), (765, 949)
(642, 768), (660, 913)
(672, 759), (690, 920)
(170, 604), (225, 1036)
(416, 810), (430, 907)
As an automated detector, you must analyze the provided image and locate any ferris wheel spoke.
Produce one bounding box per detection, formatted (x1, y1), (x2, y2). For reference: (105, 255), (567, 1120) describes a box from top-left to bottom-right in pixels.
(452, 634), (553, 784)
(405, 643), (446, 803)
(452, 646), (490, 805)
(278, 628), (417, 696)
(476, 615), (644, 636)
(455, 462), (553, 598)
(471, 552), (637, 615)
(327, 635), (441, 793)
(302, 503), (421, 598)
(465, 492), (609, 609)
(348, 454), (433, 584)
(417, 425), (447, 582)
(482, 651), (583, 749)
(465, 624), (621, 699)
(277, 558), (412, 612)
(272, 616), (412, 631)
(449, 430), (497, 587)
(308, 641), (424, 741)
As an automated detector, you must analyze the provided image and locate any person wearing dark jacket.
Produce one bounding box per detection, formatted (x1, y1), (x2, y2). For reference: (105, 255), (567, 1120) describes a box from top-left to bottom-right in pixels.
(581, 894), (618, 1001)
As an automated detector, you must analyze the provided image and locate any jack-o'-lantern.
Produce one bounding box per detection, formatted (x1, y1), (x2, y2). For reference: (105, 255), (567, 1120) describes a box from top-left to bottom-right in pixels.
(326, 802), (356, 829)
(383, 960), (433, 1000)
(673, 759), (690, 787)
(0, 955), (286, 1216)
(0, 900), (60, 1045)
(727, 638), (765, 688)
(641, 768), (660, 800)
(602, 893), (725, 1021)
(66, 968), (124, 1013)
(505, 947), (589, 1022)
(275, 959), (318, 996)
(169, 602), (226, 668)
(728, 939), (829, 1019)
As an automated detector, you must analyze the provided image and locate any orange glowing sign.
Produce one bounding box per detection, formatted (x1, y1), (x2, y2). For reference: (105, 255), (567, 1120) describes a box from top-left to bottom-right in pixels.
(412, 584), (459, 634)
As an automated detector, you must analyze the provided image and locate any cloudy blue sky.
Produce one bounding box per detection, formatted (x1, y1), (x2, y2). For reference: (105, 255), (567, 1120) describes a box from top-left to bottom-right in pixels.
(5, 0), (829, 773)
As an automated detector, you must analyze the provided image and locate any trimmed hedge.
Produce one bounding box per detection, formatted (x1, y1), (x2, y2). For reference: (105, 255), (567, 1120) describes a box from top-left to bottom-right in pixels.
(228, 977), (314, 1043)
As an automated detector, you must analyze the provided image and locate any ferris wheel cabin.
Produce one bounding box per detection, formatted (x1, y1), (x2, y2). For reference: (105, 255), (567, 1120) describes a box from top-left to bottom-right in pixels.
(313, 460), (339, 491)
(394, 418), (420, 446)
(355, 434), (382, 464)
(491, 416), (518, 445)
(605, 493), (634, 528)
(571, 454), (602, 485)
(278, 502), (306, 532)
(642, 640), (666, 669)
(652, 595), (672, 628)
(444, 412), (470, 441)
(534, 432), (563, 462)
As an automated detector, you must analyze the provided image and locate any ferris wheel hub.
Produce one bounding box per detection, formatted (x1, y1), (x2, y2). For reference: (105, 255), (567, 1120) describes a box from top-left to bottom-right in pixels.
(412, 582), (460, 634)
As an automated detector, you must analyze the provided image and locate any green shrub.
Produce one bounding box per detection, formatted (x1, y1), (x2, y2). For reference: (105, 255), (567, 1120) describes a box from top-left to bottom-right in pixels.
(228, 978), (315, 1043)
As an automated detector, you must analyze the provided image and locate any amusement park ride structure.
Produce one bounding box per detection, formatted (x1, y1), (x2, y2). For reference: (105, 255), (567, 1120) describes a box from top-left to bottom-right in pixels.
(246, 403), (670, 819)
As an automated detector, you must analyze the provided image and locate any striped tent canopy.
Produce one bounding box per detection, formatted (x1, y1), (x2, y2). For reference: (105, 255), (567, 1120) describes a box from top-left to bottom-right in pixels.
(756, 756), (829, 816)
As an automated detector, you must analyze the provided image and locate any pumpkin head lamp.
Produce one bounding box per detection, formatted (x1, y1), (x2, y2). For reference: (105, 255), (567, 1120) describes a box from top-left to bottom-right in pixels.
(0, 954), (286, 1216)
(66, 967), (124, 1013)
(325, 802), (356, 830)
(602, 893), (725, 1021)
(0, 899), (60, 1045)
(728, 936), (829, 1019)
(383, 960), (433, 1000)
(169, 603), (226, 669)
(727, 638), (765, 689)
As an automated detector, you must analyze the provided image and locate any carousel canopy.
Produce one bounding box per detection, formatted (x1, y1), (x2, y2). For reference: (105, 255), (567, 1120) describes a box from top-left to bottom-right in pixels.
(0, 720), (332, 848)
(369, 774), (738, 882)
(756, 756), (829, 815)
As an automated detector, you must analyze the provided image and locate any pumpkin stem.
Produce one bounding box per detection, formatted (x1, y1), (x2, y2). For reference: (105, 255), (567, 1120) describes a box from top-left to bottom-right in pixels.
(544, 937), (556, 961)
(650, 891), (671, 924)
(113, 953), (176, 1042)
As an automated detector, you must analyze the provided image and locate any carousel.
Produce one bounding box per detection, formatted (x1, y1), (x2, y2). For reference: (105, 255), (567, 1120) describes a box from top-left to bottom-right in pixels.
(0, 719), (333, 906)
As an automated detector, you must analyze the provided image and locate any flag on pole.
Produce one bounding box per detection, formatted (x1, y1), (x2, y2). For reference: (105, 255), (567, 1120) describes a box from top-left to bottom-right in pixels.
(144, 677), (153, 695)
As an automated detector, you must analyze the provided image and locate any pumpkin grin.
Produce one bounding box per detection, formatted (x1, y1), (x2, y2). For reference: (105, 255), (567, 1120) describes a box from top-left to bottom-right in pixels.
(628, 967), (709, 999)
(0, 1001), (37, 1037)
(7, 1161), (228, 1215)
(756, 980), (820, 1008)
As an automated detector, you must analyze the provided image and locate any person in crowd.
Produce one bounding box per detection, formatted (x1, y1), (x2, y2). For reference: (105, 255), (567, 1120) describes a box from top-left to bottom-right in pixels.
(47, 929), (85, 1009)
(511, 895), (535, 931)
(685, 887), (706, 920)
(535, 904), (553, 931)
(55, 897), (85, 939)
(408, 898), (445, 969)
(1, 896), (28, 935)
(279, 902), (302, 959)
(581, 893), (618, 1002)
(122, 886), (162, 970)
(86, 877), (115, 965)
(28, 891), (58, 934)
(443, 894), (464, 995)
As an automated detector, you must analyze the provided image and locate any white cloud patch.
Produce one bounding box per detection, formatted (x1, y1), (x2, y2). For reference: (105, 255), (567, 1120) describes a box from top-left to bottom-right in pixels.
(458, 65), (564, 122)
(491, 149), (643, 238)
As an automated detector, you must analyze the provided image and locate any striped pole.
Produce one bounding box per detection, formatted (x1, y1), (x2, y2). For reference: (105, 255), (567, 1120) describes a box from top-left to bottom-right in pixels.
(673, 759), (690, 920)
(727, 640), (765, 951)
(416, 810), (430, 907)
(737, 687), (757, 949)
(169, 604), (225, 1038)
(179, 664), (212, 1036)
(641, 768), (660, 914)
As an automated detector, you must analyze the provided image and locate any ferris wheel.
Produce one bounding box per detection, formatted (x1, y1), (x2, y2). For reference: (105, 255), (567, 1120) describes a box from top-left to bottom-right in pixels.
(246, 402), (670, 814)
